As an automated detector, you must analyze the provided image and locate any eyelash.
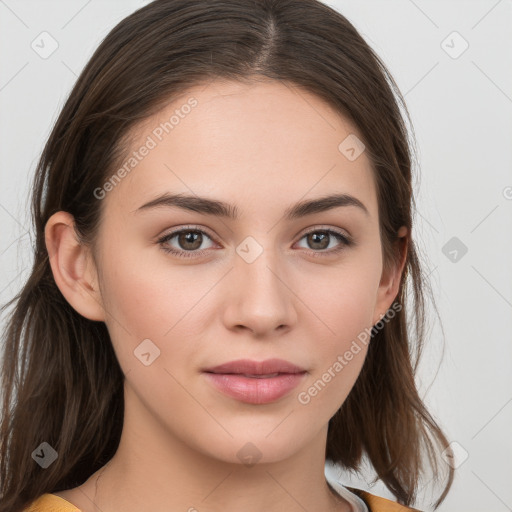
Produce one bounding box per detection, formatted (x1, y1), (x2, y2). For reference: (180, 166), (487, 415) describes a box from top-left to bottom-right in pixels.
(156, 225), (354, 259)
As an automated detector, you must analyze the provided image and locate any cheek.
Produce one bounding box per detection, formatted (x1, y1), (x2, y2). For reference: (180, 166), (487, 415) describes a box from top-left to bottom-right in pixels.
(297, 263), (379, 408)
(297, 290), (373, 418)
(99, 237), (185, 328)
(314, 288), (373, 374)
(97, 248), (211, 372)
(305, 258), (380, 341)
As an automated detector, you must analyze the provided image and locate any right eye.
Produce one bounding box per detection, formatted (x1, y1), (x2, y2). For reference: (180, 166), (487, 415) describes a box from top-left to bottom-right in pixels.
(157, 226), (218, 259)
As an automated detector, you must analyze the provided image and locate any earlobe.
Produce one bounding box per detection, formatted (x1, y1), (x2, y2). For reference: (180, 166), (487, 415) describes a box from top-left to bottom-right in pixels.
(373, 226), (408, 326)
(45, 211), (105, 322)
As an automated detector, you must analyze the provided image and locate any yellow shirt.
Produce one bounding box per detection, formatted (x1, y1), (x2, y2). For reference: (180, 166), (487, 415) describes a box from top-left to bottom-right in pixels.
(24, 494), (79, 511)
(24, 488), (422, 512)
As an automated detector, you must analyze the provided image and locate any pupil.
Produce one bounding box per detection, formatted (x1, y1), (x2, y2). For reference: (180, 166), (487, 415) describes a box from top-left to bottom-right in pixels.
(180, 231), (201, 250)
(310, 232), (328, 250)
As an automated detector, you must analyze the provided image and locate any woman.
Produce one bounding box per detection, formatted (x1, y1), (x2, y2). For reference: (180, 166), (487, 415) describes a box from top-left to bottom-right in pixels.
(0, 1), (454, 511)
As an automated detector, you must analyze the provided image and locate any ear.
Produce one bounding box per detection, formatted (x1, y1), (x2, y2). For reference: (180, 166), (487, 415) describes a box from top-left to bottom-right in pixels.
(372, 226), (408, 326)
(45, 211), (105, 322)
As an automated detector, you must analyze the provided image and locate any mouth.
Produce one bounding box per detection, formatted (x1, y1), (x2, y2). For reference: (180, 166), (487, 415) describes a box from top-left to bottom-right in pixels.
(202, 358), (308, 404)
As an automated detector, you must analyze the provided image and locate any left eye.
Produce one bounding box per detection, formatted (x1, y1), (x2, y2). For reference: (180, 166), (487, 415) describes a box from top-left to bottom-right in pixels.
(295, 229), (352, 254)
(157, 227), (353, 259)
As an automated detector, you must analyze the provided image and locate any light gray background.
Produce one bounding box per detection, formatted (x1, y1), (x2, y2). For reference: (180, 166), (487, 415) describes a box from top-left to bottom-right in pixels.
(1, 1), (511, 511)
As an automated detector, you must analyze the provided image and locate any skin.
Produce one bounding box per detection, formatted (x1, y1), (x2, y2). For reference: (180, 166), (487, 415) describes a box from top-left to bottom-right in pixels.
(45, 78), (407, 512)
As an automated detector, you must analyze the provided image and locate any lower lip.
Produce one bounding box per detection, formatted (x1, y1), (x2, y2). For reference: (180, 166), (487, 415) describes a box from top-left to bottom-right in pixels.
(203, 372), (307, 404)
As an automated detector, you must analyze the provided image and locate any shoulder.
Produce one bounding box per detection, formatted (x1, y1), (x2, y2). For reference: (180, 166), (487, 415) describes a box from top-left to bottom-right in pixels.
(346, 486), (424, 512)
(23, 493), (82, 512)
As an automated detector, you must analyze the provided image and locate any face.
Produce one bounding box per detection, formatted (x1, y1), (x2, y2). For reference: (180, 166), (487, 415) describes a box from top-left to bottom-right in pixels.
(81, 79), (398, 465)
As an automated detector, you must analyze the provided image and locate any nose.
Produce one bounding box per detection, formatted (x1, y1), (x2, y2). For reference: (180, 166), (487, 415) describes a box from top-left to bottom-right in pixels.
(222, 244), (297, 337)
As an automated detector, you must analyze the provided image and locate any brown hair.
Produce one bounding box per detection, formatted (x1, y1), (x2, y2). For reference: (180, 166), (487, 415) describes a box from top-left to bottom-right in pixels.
(0, 1), (454, 510)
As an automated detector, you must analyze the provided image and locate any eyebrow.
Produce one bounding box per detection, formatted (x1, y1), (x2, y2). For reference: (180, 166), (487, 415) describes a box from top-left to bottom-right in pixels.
(134, 192), (370, 220)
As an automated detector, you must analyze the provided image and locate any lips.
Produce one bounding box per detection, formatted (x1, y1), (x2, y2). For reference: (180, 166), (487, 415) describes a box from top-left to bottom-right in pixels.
(202, 359), (307, 404)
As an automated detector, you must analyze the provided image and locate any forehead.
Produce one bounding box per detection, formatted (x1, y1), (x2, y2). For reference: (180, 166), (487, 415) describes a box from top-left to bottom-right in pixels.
(103, 79), (378, 220)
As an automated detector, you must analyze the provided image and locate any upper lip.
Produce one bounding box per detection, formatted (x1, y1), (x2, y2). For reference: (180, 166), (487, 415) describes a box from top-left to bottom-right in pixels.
(203, 358), (306, 375)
